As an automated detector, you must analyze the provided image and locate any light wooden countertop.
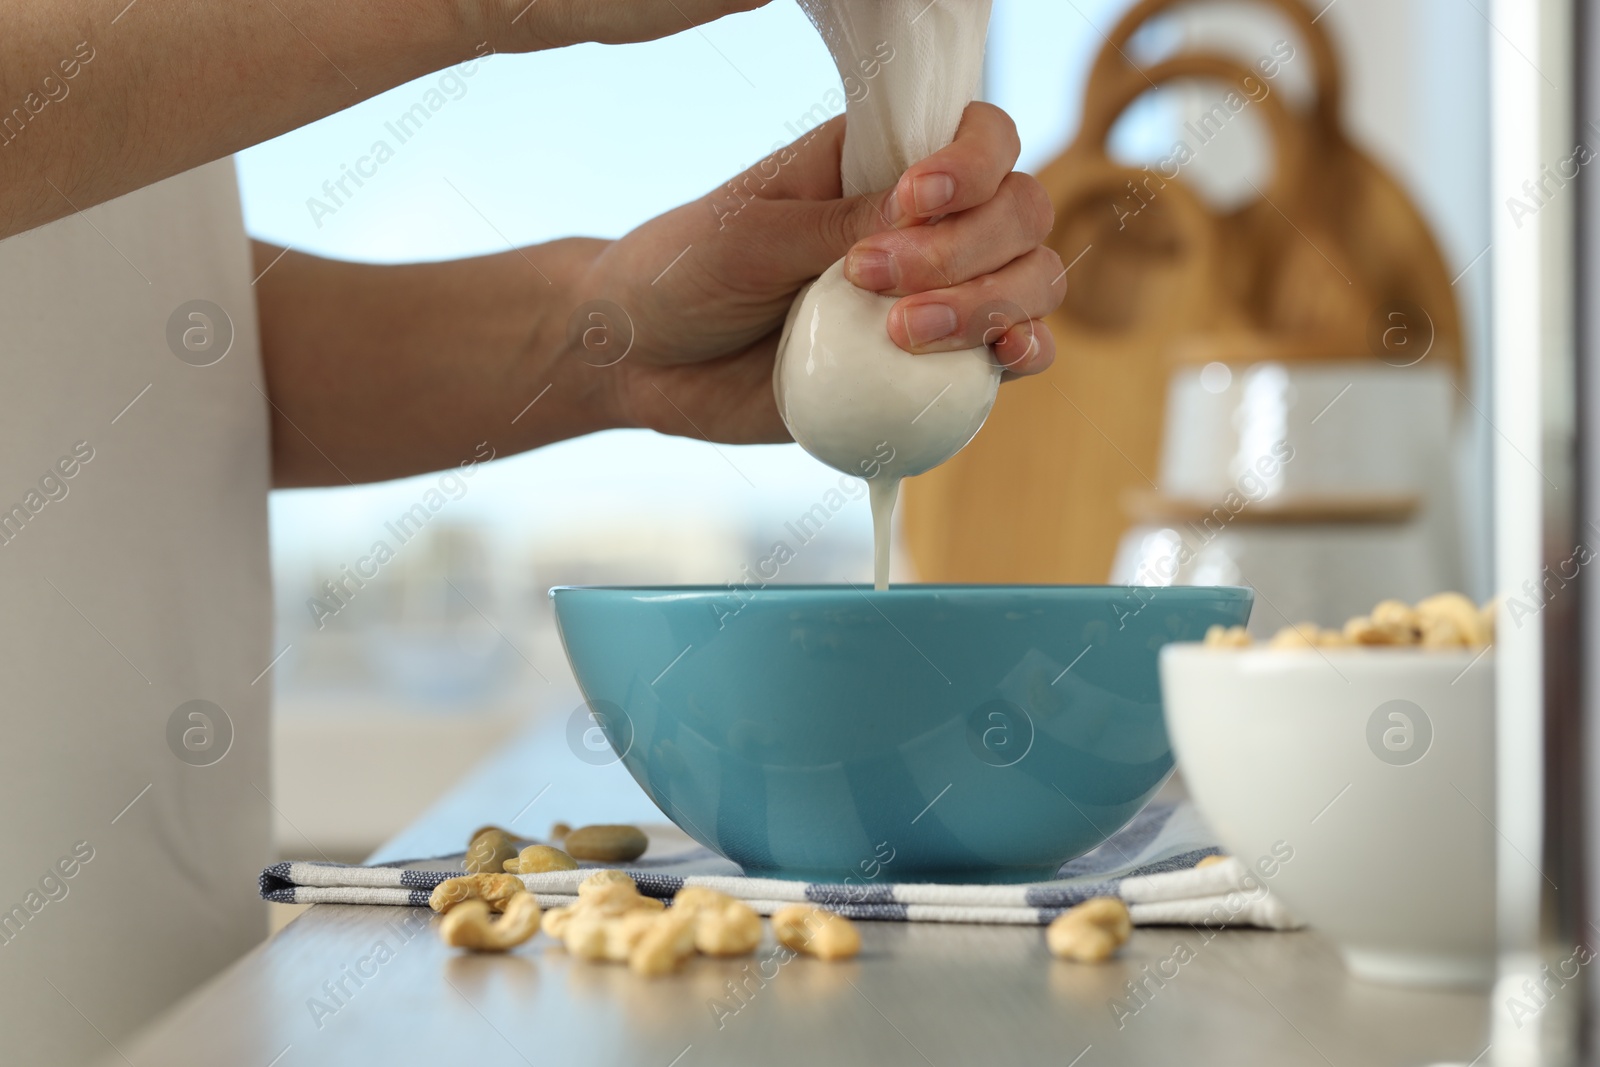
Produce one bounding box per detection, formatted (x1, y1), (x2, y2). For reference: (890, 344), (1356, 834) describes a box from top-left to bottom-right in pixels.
(113, 719), (1491, 1066)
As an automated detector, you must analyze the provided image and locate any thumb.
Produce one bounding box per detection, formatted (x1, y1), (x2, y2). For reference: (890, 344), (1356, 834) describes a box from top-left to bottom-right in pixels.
(728, 188), (899, 289)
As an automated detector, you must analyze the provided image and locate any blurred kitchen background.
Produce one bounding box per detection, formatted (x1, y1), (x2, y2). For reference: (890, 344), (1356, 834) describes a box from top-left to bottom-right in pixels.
(241, 0), (1492, 860)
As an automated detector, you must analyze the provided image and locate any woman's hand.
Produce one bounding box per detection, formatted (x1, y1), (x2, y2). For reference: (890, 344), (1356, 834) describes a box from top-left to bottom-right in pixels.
(255, 104), (1061, 484)
(573, 103), (1064, 444)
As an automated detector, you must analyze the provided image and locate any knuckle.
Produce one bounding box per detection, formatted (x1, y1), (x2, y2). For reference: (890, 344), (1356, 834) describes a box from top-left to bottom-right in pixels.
(1006, 173), (1055, 240)
(934, 240), (969, 287)
(897, 229), (959, 289)
(972, 272), (1009, 304)
(969, 100), (1020, 156)
(802, 198), (859, 260)
(847, 194), (885, 245)
(967, 276), (1023, 343)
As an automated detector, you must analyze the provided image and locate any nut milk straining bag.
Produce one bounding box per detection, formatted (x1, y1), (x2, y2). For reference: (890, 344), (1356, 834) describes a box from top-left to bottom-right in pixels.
(773, 0), (1001, 588)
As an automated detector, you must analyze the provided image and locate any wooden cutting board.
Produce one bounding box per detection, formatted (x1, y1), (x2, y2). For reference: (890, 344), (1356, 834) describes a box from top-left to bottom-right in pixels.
(902, 0), (1463, 585)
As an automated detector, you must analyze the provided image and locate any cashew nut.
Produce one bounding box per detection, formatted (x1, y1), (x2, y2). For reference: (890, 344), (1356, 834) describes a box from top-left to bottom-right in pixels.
(1416, 592), (1489, 648)
(544, 872), (662, 943)
(1268, 623), (1323, 650)
(1047, 896), (1131, 963)
(561, 912), (615, 961)
(772, 905), (860, 961)
(563, 909), (660, 963)
(561, 905), (697, 976)
(1342, 615), (1385, 645)
(1369, 599), (1422, 644)
(565, 824), (649, 863)
(429, 873), (527, 914)
(581, 881), (663, 917)
(671, 887), (760, 957)
(541, 905), (575, 940)
(629, 909), (698, 977)
(1217, 594), (1496, 652)
(463, 827), (520, 874)
(1203, 624), (1251, 648)
(695, 901), (762, 957)
(440, 892), (542, 952)
(504, 844), (577, 874)
(668, 885), (732, 914)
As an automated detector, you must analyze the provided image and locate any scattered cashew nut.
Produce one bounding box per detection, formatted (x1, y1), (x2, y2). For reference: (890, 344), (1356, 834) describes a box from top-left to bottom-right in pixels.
(562, 909), (659, 963)
(561, 904), (697, 976)
(669, 885), (730, 913)
(565, 824), (649, 863)
(541, 904), (575, 940)
(429, 873), (527, 915)
(504, 844), (577, 874)
(629, 909), (698, 977)
(581, 881), (663, 918)
(440, 892), (542, 952)
(1047, 896), (1131, 963)
(556, 881), (761, 971)
(672, 887), (760, 957)
(463, 827), (520, 874)
(772, 905), (860, 961)
(561, 912), (618, 961)
(695, 903), (762, 957)
(545, 871), (663, 943)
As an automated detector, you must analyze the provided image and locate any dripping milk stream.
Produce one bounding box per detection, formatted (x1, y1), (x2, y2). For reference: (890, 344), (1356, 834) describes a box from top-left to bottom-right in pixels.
(869, 477), (900, 591)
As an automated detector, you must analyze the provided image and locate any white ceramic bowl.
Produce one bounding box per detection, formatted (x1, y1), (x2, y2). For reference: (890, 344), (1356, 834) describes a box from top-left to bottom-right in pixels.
(1160, 644), (1495, 987)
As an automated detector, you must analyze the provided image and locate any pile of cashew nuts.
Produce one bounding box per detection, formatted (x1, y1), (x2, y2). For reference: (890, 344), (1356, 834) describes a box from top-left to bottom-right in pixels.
(1206, 592), (1495, 651)
(428, 825), (861, 977)
(434, 824), (1137, 972)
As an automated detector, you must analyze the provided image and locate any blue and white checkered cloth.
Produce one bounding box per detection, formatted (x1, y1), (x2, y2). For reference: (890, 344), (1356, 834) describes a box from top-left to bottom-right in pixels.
(260, 801), (1301, 929)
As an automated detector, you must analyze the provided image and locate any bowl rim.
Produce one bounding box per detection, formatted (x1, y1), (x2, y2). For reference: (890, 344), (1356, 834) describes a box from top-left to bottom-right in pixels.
(1160, 642), (1494, 665)
(550, 583), (1254, 600)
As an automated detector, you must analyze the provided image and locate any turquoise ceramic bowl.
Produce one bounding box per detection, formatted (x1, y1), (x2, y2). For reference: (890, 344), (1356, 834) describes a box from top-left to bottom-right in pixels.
(552, 584), (1251, 884)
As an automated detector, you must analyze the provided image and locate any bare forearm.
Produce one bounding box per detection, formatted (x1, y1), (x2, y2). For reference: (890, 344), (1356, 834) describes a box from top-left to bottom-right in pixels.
(0, 0), (778, 240)
(254, 239), (621, 487)
(0, 0), (475, 239)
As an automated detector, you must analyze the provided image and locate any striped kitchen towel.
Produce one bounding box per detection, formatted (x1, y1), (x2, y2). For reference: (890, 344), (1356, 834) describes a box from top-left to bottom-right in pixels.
(259, 800), (1301, 929)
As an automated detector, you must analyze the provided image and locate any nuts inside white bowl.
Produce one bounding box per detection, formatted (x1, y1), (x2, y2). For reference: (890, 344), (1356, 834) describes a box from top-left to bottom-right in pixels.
(1204, 592), (1493, 651)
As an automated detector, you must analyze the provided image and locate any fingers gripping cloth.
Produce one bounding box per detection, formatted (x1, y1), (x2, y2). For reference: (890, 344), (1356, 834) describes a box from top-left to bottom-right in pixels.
(773, 0), (1002, 490)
